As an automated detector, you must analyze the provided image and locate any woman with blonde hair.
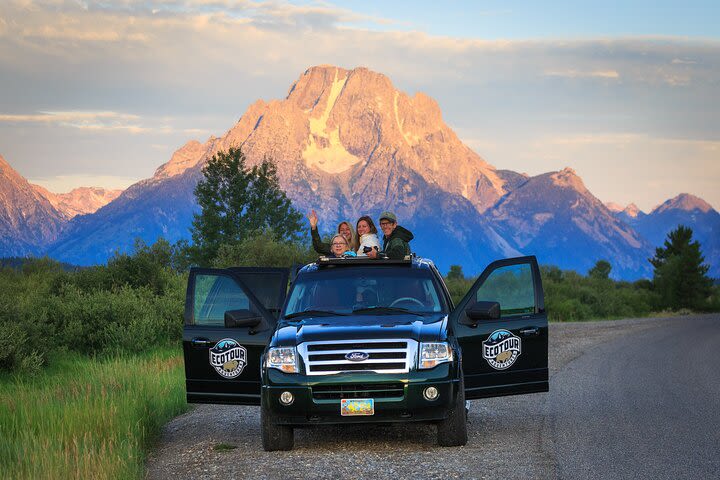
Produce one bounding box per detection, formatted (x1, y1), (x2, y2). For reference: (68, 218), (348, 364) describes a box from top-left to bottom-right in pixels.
(307, 210), (358, 255)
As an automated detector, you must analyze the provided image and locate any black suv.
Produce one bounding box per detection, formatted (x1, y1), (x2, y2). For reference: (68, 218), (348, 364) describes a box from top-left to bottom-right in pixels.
(182, 256), (548, 451)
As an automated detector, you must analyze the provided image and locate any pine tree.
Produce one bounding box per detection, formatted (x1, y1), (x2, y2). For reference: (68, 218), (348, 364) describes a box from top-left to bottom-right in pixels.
(588, 260), (612, 280)
(650, 225), (712, 310)
(447, 265), (465, 281)
(190, 148), (303, 265)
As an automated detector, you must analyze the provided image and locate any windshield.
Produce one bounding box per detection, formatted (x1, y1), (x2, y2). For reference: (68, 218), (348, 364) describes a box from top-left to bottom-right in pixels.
(283, 267), (447, 318)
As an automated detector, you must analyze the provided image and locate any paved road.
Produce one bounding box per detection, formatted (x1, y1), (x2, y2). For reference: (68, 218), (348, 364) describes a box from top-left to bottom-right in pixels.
(146, 314), (720, 480)
(548, 314), (720, 479)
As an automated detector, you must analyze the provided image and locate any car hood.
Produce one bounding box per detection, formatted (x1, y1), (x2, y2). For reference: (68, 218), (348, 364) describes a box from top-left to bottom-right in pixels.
(273, 314), (447, 347)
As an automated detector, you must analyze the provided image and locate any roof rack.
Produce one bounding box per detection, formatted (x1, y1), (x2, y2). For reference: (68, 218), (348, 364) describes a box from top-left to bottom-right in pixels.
(316, 255), (413, 267)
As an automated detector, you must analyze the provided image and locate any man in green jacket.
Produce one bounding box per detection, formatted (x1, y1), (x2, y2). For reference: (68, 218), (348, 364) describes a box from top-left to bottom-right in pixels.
(367, 211), (414, 260)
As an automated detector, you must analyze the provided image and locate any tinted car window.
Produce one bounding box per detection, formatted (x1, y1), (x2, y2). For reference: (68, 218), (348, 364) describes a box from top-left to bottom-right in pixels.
(476, 263), (535, 315)
(194, 274), (252, 326)
(284, 267), (446, 317)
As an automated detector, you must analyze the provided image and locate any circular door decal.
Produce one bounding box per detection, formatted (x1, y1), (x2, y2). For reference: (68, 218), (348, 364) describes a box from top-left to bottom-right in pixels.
(482, 329), (522, 370)
(209, 338), (247, 378)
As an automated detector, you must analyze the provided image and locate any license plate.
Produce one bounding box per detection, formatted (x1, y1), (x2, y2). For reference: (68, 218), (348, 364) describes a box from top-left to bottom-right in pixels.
(340, 398), (374, 416)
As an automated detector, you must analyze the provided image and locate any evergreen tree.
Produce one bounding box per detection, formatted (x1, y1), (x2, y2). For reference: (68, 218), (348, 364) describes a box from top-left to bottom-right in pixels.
(588, 260), (612, 280)
(447, 265), (465, 281)
(190, 148), (303, 265)
(650, 225), (712, 310)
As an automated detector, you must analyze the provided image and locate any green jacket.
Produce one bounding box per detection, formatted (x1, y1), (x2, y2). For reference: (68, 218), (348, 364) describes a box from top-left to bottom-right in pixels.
(310, 228), (332, 255)
(382, 225), (414, 259)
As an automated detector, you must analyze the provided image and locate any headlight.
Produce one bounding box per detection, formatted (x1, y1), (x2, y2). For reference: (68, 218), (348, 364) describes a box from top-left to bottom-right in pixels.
(419, 342), (453, 369)
(265, 347), (298, 373)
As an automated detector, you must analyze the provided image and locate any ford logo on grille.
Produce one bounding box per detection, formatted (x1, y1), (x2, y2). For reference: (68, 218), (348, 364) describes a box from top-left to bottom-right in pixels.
(345, 351), (369, 362)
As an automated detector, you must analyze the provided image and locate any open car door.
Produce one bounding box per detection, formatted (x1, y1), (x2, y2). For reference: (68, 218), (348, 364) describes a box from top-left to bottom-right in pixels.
(450, 256), (548, 399)
(183, 267), (289, 405)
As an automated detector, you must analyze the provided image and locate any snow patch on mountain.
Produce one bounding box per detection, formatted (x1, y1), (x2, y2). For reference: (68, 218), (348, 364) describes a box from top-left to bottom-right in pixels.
(394, 91), (420, 147)
(303, 68), (362, 174)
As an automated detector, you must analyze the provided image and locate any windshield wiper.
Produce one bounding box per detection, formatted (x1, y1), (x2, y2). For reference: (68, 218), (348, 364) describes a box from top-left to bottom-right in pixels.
(352, 306), (424, 316)
(284, 309), (348, 320)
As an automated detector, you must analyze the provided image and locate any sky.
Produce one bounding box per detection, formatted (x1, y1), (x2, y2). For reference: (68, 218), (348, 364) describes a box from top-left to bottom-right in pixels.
(0, 0), (718, 212)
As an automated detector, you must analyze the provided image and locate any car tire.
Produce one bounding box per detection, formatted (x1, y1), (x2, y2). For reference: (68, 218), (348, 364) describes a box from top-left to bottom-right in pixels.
(437, 376), (468, 447)
(261, 396), (294, 451)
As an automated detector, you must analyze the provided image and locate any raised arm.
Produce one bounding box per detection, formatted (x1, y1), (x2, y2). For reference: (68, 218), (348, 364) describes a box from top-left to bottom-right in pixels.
(307, 209), (332, 255)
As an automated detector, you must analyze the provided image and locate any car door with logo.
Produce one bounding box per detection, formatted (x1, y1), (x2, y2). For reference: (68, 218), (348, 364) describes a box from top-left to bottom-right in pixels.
(183, 267), (288, 405)
(450, 256), (548, 399)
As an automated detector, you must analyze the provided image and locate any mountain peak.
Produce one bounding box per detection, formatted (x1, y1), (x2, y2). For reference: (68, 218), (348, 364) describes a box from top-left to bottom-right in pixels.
(624, 203), (642, 218)
(550, 167), (588, 194)
(216, 64), (506, 212)
(652, 193), (714, 214)
(153, 140), (209, 179)
(32, 184), (122, 219)
(0, 153), (64, 254)
(605, 201), (624, 213)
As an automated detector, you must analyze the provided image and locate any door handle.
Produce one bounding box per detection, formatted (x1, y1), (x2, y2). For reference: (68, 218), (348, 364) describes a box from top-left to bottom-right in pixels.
(519, 327), (539, 336)
(191, 338), (212, 347)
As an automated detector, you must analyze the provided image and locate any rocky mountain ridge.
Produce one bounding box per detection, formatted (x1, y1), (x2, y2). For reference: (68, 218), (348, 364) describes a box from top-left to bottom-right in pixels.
(489, 168), (653, 277)
(613, 193), (720, 276)
(0, 154), (65, 255)
(1, 65), (717, 278)
(32, 184), (122, 219)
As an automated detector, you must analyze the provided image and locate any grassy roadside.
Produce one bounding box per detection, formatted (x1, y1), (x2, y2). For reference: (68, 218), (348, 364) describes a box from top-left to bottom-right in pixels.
(0, 348), (188, 480)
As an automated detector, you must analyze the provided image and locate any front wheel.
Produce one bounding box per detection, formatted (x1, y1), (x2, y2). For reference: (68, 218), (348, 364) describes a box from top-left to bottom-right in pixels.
(437, 377), (468, 447)
(261, 396), (294, 451)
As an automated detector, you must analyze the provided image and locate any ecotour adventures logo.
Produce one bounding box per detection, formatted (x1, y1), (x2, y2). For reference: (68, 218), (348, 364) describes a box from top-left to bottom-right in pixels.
(482, 329), (521, 370)
(209, 339), (247, 378)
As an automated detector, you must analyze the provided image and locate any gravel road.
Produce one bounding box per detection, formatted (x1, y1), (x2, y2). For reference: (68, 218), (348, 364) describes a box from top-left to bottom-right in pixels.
(145, 314), (719, 480)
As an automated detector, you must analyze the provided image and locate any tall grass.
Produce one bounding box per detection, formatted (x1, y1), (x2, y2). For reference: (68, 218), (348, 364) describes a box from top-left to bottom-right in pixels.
(0, 349), (188, 480)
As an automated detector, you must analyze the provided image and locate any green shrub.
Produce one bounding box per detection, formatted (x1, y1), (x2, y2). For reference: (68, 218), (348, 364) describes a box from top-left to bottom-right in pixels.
(0, 241), (186, 375)
(444, 276), (475, 306)
(540, 265), (663, 321)
(213, 231), (315, 268)
(46, 284), (183, 356)
(0, 321), (43, 375)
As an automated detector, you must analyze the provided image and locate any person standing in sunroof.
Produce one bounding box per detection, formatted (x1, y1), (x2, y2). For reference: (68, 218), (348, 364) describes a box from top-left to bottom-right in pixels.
(307, 209), (358, 255)
(355, 215), (381, 256)
(366, 211), (413, 260)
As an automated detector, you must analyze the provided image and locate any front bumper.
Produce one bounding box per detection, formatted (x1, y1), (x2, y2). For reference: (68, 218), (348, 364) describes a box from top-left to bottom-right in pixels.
(262, 364), (458, 426)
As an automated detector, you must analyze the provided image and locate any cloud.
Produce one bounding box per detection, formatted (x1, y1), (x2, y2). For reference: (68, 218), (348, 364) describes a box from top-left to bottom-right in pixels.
(544, 69), (620, 79)
(0, 111), (189, 134)
(10, 0), (391, 36)
(542, 133), (720, 150)
(182, 127), (213, 136)
(2, 1), (718, 93)
(544, 133), (643, 146)
(0, 111), (139, 123)
(672, 58), (697, 64)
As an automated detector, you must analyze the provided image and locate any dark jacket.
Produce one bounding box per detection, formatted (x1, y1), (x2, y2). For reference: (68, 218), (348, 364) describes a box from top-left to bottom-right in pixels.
(382, 225), (414, 259)
(310, 228), (332, 255)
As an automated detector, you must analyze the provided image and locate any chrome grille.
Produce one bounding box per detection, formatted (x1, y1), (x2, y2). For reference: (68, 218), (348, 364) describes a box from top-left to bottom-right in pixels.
(312, 383), (405, 400)
(298, 339), (417, 375)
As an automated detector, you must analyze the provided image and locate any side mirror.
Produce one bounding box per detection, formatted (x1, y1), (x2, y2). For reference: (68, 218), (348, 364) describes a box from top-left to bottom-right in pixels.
(461, 301), (501, 325)
(224, 309), (263, 329)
